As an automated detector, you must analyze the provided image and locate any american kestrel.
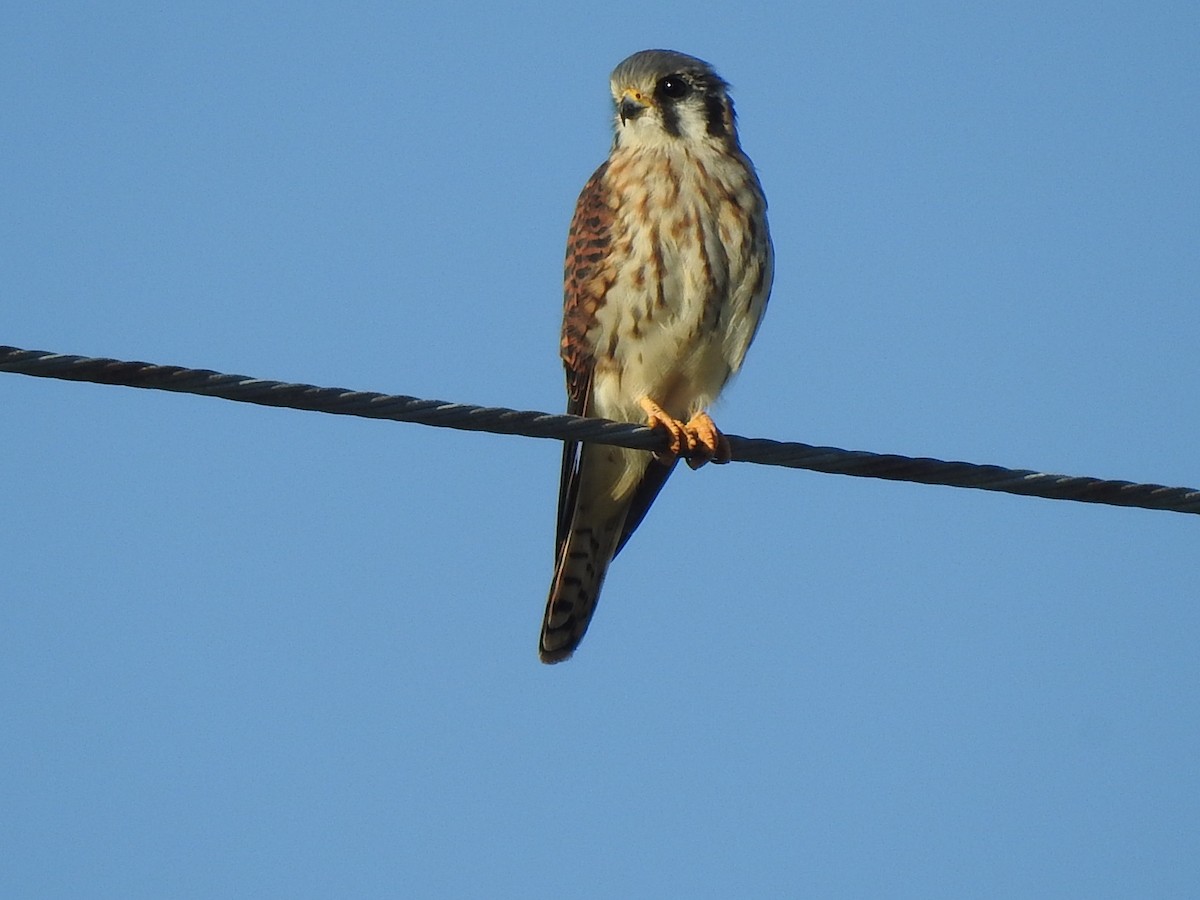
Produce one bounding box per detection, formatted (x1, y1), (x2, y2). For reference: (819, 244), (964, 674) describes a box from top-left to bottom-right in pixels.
(539, 49), (773, 663)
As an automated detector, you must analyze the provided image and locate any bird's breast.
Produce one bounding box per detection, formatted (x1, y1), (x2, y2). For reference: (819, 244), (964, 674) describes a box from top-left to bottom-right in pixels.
(589, 145), (771, 424)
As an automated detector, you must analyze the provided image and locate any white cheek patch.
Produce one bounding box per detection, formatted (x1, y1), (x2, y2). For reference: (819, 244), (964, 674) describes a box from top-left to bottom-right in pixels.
(615, 101), (713, 150)
(671, 101), (711, 140)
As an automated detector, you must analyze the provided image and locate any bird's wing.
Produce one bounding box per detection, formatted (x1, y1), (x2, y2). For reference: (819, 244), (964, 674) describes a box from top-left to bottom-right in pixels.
(556, 160), (676, 561)
(556, 161), (610, 556)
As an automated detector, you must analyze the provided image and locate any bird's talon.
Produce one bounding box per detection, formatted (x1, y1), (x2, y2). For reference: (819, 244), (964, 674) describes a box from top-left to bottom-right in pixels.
(683, 411), (729, 468)
(640, 397), (691, 464)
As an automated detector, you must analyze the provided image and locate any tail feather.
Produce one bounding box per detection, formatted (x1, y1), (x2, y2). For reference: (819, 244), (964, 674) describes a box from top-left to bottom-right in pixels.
(539, 518), (622, 664)
(540, 443), (651, 663)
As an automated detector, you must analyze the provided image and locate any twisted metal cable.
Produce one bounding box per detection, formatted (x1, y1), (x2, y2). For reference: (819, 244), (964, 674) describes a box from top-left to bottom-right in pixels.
(3, 343), (1197, 516)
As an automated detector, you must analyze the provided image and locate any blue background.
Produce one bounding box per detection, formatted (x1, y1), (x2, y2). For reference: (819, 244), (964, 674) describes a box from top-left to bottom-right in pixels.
(3, 3), (1197, 897)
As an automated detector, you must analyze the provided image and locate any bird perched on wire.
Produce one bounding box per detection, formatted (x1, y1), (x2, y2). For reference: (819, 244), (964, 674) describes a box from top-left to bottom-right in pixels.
(540, 49), (774, 663)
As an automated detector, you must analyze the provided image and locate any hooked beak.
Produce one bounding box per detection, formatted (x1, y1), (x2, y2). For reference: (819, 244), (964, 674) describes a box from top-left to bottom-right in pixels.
(618, 91), (648, 125)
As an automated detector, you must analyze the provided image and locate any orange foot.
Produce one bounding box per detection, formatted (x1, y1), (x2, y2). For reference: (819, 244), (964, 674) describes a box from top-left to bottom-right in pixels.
(684, 410), (732, 469)
(638, 400), (732, 468)
(639, 397), (692, 464)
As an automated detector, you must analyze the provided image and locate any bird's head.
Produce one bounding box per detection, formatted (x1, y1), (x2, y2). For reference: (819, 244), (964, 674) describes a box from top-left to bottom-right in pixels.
(608, 49), (738, 151)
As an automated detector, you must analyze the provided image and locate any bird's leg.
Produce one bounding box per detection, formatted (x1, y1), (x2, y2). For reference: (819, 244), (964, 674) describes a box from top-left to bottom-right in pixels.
(639, 397), (692, 464)
(684, 411), (732, 469)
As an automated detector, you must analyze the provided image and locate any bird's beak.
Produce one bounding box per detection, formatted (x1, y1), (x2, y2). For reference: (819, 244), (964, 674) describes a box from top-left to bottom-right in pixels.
(618, 90), (648, 125)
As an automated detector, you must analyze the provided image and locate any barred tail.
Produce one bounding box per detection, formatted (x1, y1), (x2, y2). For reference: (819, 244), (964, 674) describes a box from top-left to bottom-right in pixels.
(539, 520), (621, 664)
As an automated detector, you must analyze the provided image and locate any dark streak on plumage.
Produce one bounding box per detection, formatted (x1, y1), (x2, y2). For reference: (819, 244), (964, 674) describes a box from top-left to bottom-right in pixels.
(649, 227), (667, 310)
(696, 217), (721, 333)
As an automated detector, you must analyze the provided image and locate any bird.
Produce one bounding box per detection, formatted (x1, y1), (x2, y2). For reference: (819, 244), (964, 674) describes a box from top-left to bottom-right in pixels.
(539, 49), (774, 663)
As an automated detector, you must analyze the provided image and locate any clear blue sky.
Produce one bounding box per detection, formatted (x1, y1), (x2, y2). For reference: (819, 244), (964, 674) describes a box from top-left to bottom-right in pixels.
(3, 3), (1198, 897)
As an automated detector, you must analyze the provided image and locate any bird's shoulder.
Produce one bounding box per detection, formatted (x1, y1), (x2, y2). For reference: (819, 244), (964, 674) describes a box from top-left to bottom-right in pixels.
(561, 161), (619, 406)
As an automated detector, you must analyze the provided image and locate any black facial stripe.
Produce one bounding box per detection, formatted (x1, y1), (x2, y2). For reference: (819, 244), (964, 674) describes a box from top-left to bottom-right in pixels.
(704, 93), (728, 138)
(659, 100), (682, 137)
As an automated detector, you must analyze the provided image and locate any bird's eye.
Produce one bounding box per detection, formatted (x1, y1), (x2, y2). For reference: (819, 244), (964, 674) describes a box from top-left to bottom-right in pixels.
(656, 75), (691, 100)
